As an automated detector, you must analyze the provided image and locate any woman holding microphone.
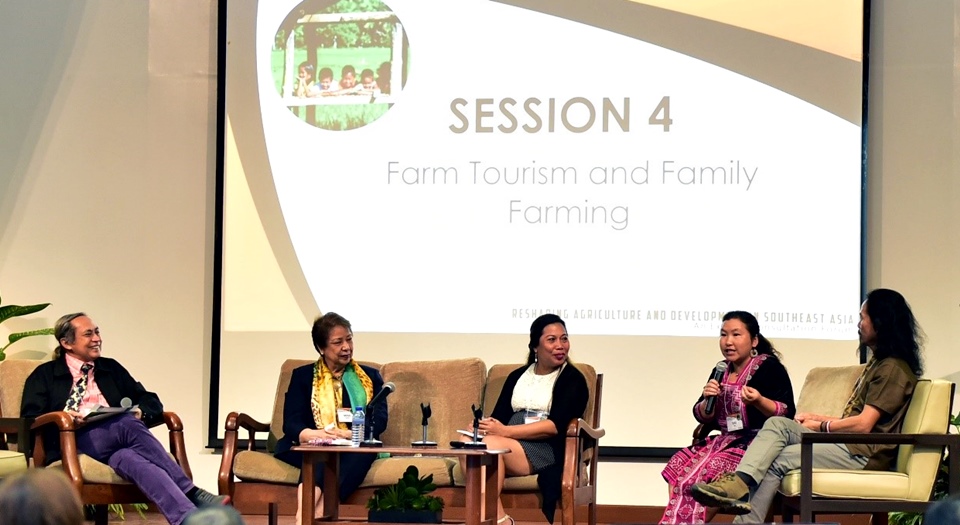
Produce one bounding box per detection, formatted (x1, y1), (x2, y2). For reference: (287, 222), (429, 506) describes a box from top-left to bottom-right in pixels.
(659, 311), (796, 524)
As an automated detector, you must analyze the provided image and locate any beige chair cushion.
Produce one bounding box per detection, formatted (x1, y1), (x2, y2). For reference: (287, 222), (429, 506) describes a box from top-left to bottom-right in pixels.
(234, 450), (301, 484)
(0, 450), (28, 477)
(0, 359), (46, 417)
(48, 455), (132, 484)
(780, 379), (953, 502)
(379, 358), (486, 448)
(795, 364), (866, 417)
(360, 457), (455, 488)
(781, 468), (910, 498)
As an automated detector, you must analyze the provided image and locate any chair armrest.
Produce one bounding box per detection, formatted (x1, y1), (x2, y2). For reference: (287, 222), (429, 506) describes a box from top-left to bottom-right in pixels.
(566, 418), (605, 440)
(219, 412), (273, 497)
(801, 432), (960, 446)
(223, 412), (270, 440)
(561, 418), (606, 492)
(160, 411), (192, 479)
(29, 411), (83, 485)
(0, 416), (34, 456)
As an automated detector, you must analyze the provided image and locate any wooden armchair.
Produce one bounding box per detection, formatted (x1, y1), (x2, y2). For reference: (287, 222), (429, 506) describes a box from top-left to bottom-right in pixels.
(779, 379), (959, 523)
(0, 359), (34, 478)
(0, 357), (193, 525)
(218, 359), (312, 524)
(483, 363), (605, 525)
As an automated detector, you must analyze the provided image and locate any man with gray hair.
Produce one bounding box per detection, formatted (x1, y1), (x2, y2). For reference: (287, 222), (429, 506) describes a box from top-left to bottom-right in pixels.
(21, 312), (229, 525)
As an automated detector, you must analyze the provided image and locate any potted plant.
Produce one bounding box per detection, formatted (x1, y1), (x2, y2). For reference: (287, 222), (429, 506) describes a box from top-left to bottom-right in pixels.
(889, 411), (960, 525)
(0, 295), (55, 361)
(367, 465), (445, 523)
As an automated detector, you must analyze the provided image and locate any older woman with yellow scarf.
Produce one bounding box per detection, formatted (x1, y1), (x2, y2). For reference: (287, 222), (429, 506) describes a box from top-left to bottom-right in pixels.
(275, 312), (388, 519)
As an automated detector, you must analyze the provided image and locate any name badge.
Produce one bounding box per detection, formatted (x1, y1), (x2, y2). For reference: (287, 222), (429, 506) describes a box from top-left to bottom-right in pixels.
(726, 415), (744, 432)
(337, 408), (353, 423)
(524, 409), (547, 425)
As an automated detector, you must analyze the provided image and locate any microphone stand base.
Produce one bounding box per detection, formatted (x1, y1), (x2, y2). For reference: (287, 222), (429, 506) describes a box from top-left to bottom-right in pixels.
(462, 441), (487, 449)
(359, 439), (383, 448)
(411, 441), (437, 448)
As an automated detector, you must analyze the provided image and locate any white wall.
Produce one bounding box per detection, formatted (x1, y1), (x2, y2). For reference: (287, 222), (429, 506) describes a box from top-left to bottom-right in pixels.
(0, 0), (957, 507)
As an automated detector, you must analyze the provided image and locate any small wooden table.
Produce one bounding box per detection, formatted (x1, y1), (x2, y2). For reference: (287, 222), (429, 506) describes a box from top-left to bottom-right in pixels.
(291, 445), (509, 525)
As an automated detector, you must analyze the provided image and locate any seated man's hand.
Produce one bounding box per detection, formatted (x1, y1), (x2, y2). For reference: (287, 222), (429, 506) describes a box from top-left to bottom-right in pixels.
(132, 407), (143, 420)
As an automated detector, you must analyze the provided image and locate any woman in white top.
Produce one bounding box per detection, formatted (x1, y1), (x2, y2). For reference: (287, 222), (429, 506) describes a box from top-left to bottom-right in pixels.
(470, 314), (589, 525)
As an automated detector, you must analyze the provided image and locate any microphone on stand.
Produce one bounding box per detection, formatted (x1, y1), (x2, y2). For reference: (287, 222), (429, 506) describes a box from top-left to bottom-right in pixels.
(704, 361), (728, 414)
(365, 382), (395, 413)
(361, 382), (395, 448)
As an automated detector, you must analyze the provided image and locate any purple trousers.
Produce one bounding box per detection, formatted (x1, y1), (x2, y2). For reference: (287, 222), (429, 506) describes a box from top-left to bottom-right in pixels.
(77, 414), (196, 525)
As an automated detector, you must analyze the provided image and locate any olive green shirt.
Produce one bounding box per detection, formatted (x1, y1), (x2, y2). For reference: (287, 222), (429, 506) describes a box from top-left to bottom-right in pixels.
(842, 356), (918, 470)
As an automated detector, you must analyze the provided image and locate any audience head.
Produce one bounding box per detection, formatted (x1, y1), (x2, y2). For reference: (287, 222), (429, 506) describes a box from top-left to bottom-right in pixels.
(0, 469), (83, 525)
(860, 288), (923, 375)
(925, 494), (960, 525)
(54, 312), (100, 361)
(526, 314), (569, 370)
(182, 505), (246, 525)
(720, 311), (780, 363)
(311, 312), (354, 370)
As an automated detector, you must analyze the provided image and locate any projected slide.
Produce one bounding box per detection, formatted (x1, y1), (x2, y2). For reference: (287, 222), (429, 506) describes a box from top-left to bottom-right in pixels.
(219, 0), (864, 448)
(232, 0), (861, 339)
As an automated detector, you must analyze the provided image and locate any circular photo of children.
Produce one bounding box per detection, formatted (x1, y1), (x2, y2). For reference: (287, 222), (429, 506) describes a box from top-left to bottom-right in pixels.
(272, 0), (411, 130)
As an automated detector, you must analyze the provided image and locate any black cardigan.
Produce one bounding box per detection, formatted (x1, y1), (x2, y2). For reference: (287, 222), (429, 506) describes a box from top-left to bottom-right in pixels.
(490, 363), (589, 523)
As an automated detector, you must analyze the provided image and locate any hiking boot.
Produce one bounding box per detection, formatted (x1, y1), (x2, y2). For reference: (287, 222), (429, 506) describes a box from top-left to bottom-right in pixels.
(189, 487), (231, 507)
(689, 472), (751, 515)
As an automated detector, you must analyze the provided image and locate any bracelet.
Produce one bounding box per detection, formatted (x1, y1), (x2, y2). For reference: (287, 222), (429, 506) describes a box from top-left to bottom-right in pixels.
(820, 421), (827, 432)
(826, 420), (832, 433)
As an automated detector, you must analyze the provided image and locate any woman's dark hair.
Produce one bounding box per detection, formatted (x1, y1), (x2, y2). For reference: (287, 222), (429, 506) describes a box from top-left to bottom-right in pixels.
(311, 312), (352, 353)
(864, 288), (924, 376)
(526, 313), (566, 365)
(722, 310), (781, 360)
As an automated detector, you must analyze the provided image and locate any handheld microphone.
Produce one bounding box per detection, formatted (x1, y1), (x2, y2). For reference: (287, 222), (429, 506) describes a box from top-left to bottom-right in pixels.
(704, 361), (728, 413)
(365, 382), (395, 411)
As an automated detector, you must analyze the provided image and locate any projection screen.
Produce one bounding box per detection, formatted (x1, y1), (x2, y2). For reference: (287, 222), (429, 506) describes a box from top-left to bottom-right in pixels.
(214, 0), (865, 451)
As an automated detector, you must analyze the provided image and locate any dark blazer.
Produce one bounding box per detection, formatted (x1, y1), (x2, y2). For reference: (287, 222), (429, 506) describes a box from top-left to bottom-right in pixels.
(275, 363), (388, 457)
(491, 363), (589, 523)
(20, 355), (164, 464)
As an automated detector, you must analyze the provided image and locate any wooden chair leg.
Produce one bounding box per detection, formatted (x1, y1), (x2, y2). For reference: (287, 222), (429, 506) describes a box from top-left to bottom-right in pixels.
(268, 502), (279, 525)
(870, 512), (889, 525)
(93, 505), (109, 525)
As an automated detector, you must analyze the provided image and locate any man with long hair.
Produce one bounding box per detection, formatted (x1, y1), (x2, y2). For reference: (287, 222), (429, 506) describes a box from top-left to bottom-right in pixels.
(689, 288), (923, 522)
(21, 313), (229, 525)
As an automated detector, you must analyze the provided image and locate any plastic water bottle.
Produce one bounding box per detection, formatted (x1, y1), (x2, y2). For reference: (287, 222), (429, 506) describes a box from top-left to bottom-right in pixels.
(351, 406), (365, 447)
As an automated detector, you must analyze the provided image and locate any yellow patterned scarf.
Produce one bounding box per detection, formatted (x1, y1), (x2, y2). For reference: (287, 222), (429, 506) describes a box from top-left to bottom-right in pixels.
(311, 359), (374, 431)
